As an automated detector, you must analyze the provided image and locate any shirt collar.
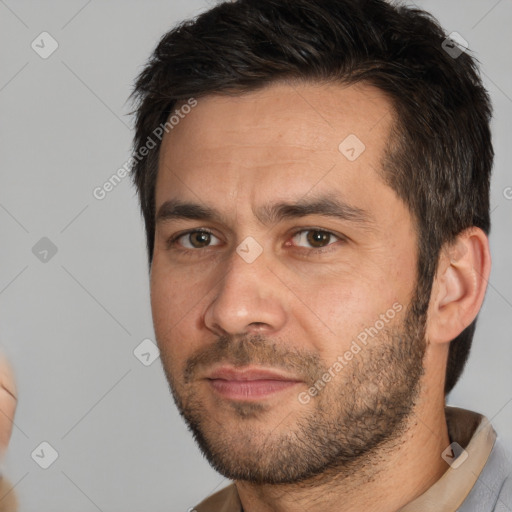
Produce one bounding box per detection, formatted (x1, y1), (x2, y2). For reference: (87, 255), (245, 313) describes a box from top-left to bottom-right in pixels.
(195, 406), (496, 512)
(398, 406), (496, 512)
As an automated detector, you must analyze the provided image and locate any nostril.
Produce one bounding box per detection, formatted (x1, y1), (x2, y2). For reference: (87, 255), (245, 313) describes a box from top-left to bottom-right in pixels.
(247, 322), (269, 332)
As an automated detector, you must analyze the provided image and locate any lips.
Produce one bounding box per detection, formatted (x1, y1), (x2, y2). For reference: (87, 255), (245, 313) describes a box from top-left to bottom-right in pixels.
(205, 366), (302, 400)
(207, 366), (299, 381)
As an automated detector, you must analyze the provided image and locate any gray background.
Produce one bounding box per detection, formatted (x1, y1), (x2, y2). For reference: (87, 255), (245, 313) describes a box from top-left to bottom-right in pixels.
(0, 0), (511, 510)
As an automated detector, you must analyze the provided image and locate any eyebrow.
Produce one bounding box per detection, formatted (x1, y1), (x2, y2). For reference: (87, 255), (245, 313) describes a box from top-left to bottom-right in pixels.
(155, 194), (373, 227)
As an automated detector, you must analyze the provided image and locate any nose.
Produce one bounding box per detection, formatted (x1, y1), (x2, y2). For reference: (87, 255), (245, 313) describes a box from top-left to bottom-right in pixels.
(203, 247), (287, 337)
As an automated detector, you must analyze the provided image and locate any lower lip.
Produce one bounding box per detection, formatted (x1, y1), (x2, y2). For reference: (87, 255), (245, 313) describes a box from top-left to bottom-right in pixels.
(208, 379), (300, 400)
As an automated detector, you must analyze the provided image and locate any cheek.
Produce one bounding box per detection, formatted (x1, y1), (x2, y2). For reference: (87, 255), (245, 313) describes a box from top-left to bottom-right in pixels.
(150, 268), (171, 331)
(150, 287), (188, 371)
(151, 256), (196, 324)
(150, 259), (206, 359)
(292, 272), (406, 355)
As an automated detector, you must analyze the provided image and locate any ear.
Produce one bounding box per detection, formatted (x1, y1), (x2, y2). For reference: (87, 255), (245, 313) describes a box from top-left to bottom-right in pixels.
(426, 227), (491, 345)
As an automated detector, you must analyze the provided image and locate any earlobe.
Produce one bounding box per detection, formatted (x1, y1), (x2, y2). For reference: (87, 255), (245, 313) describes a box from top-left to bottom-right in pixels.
(427, 228), (491, 344)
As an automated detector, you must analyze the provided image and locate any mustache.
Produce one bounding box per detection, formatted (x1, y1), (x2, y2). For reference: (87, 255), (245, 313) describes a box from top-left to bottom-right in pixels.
(183, 334), (323, 384)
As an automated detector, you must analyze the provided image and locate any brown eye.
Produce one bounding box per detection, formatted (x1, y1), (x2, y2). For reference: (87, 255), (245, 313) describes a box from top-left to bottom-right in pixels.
(173, 230), (221, 249)
(307, 230), (331, 247)
(188, 231), (212, 248)
(291, 229), (340, 249)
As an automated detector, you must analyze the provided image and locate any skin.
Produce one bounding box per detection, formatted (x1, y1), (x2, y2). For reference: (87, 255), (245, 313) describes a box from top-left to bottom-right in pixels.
(0, 352), (17, 458)
(0, 353), (18, 512)
(150, 81), (491, 512)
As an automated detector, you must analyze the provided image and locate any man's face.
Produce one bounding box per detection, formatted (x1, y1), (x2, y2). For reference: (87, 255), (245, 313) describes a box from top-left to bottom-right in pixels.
(151, 82), (426, 483)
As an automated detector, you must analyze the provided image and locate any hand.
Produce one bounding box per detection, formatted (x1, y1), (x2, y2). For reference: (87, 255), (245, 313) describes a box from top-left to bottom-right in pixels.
(0, 353), (17, 458)
(0, 352), (18, 511)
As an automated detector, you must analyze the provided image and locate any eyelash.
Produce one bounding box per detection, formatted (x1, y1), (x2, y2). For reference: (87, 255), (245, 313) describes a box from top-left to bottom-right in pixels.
(166, 228), (345, 255)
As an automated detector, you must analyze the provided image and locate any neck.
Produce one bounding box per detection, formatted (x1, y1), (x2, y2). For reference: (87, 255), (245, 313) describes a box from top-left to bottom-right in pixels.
(235, 397), (450, 512)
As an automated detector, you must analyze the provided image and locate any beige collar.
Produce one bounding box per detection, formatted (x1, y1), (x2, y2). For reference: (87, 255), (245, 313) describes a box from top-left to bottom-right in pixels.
(398, 406), (496, 511)
(195, 406), (496, 512)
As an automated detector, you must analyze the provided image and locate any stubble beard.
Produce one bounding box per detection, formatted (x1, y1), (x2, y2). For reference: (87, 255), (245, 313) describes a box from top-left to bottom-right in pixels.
(160, 305), (427, 485)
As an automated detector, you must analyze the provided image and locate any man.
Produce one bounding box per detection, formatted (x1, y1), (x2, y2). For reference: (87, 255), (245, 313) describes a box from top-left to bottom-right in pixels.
(130, 0), (511, 510)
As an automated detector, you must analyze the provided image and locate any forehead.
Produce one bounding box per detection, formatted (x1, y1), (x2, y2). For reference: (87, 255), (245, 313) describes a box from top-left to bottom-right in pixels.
(156, 81), (396, 214)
